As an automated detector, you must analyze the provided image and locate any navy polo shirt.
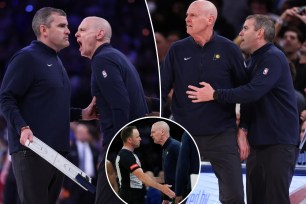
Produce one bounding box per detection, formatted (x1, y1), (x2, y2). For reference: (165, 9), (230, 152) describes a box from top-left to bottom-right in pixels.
(161, 34), (248, 135)
(0, 41), (77, 154)
(216, 43), (299, 145)
(91, 43), (149, 147)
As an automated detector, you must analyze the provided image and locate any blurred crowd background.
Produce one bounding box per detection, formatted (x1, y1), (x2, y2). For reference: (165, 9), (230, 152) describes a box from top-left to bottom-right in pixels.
(149, 0), (305, 41)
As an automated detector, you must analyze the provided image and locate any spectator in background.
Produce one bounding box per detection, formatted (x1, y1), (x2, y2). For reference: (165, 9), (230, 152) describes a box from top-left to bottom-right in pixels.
(295, 38), (306, 97)
(150, 0), (192, 40)
(166, 31), (182, 45)
(151, 121), (180, 204)
(208, 0), (237, 40)
(234, 0), (281, 46)
(161, 1), (246, 203)
(75, 16), (149, 204)
(155, 32), (170, 63)
(59, 122), (100, 204)
(277, 26), (306, 115)
(280, 27), (303, 68)
(247, 0), (279, 20)
(275, 5), (306, 44)
(298, 120), (306, 165)
(175, 132), (200, 204)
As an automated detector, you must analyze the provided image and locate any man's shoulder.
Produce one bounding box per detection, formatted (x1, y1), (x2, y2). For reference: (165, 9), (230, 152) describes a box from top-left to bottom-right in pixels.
(118, 148), (133, 156)
(266, 44), (285, 56)
(95, 45), (122, 57)
(9, 45), (37, 64)
(263, 44), (287, 63)
(213, 34), (239, 49)
(93, 46), (127, 64)
(166, 37), (194, 56)
(171, 36), (193, 47)
(168, 137), (181, 149)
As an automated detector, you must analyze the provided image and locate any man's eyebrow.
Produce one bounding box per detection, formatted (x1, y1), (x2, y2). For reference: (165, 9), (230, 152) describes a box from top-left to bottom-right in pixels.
(57, 22), (68, 27)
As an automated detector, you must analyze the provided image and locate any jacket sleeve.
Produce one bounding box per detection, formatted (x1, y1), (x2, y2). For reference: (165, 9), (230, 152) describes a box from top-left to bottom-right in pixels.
(161, 47), (175, 117)
(91, 56), (129, 133)
(0, 52), (34, 135)
(216, 54), (283, 103)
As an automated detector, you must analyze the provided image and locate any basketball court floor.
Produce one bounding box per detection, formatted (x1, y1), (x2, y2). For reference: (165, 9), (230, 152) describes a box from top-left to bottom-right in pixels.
(186, 162), (306, 204)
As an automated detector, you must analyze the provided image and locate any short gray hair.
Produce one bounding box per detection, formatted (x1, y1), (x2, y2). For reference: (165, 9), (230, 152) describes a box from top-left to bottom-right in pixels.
(246, 14), (275, 42)
(32, 7), (66, 37)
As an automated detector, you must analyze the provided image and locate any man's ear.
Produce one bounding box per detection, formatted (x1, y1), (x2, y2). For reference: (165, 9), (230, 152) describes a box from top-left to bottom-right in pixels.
(96, 29), (105, 40)
(257, 28), (264, 39)
(208, 15), (215, 26)
(39, 25), (48, 38)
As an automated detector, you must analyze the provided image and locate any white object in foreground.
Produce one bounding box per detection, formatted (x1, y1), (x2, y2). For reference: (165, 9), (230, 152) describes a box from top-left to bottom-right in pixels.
(25, 136), (96, 193)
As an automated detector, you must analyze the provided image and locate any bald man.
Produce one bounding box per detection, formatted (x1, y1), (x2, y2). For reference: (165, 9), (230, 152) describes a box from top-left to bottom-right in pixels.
(161, 0), (247, 203)
(75, 17), (149, 204)
(151, 121), (180, 204)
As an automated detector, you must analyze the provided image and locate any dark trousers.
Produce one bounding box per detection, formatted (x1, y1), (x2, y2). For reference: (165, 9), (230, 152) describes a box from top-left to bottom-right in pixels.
(119, 188), (146, 204)
(12, 150), (64, 204)
(95, 161), (122, 204)
(193, 128), (244, 204)
(246, 144), (299, 204)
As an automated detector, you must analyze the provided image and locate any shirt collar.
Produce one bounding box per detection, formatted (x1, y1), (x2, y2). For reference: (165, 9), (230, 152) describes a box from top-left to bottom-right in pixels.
(251, 42), (273, 57)
(31, 40), (58, 55)
(92, 43), (111, 58)
(189, 31), (216, 47)
(163, 137), (172, 148)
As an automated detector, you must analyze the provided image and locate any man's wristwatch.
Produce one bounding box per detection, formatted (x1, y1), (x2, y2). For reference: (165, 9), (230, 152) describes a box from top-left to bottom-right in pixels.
(21, 126), (30, 133)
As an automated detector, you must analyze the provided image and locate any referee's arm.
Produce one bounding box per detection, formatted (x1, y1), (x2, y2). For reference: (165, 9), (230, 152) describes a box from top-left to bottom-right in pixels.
(132, 168), (175, 199)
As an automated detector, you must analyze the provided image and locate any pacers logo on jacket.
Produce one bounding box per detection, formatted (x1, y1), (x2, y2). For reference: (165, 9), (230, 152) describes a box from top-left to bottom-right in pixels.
(213, 53), (220, 60)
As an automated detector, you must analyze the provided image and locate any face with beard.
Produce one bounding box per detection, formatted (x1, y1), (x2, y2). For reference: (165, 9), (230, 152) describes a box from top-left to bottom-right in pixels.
(282, 31), (302, 56)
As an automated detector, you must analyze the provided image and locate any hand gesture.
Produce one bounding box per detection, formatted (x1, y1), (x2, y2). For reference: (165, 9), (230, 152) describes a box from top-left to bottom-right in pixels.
(186, 82), (214, 102)
(82, 96), (99, 120)
(161, 184), (175, 199)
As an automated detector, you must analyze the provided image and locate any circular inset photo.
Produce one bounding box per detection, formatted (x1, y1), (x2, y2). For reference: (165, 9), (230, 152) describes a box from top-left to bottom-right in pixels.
(105, 116), (201, 204)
